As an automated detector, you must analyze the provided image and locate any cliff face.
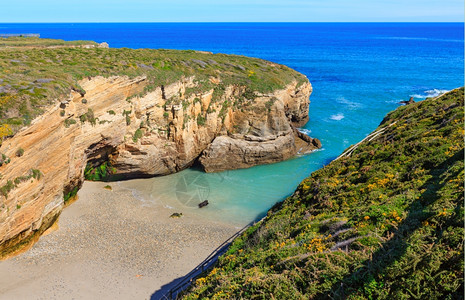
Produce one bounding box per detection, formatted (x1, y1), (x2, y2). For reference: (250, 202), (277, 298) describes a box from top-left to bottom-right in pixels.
(183, 88), (464, 299)
(0, 75), (319, 257)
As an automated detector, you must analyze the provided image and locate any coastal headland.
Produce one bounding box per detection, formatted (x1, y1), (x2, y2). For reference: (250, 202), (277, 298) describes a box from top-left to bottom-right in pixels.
(0, 37), (320, 258)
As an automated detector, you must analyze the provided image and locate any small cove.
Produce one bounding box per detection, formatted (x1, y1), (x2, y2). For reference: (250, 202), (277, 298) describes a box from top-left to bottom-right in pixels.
(57, 22), (463, 226)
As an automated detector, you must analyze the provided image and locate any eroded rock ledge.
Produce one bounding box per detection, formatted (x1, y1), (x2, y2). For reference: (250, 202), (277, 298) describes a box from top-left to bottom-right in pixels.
(0, 75), (320, 257)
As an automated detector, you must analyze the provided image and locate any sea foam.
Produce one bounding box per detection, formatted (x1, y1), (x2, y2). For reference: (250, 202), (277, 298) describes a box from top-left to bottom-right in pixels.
(297, 128), (312, 135)
(330, 113), (345, 121)
(410, 89), (449, 99)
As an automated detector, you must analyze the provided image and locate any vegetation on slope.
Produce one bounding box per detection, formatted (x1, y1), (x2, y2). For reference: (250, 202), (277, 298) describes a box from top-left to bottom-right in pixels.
(0, 37), (98, 47)
(183, 88), (464, 299)
(0, 37), (307, 136)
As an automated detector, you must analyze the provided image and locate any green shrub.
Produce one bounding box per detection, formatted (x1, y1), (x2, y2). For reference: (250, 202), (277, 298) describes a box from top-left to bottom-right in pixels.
(0, 180), (14, 198)
(15, 148), (24, 157)
(31, 169), (41, 180)
(132, 128), (143, 143)
(64, 118), (77, 128)
(84, 161), (116, 181)
(197, 114), (206, 126)
(63, 186), (78, 203)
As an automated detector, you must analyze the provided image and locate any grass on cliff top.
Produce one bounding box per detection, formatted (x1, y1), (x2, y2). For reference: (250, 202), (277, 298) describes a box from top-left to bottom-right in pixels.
(183, 88), (464, 299)
(0, 37), (98, 47)
(0, 37), (307, 135)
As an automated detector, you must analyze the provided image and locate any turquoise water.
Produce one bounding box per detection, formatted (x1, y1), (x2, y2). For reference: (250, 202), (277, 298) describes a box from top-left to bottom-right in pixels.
(125, 153), (326, 226)
(3, 23), (462, 225)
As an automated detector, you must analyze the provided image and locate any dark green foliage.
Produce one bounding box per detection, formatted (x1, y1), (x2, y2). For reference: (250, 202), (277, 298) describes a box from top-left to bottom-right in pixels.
(15, 148), (24, 157)
(183, 88), (465, 299)
(64, 118), (76, 128)
(107, 110), (115, 115)
(0, 153), (10, 166)
(122, 110), (131, 125)
(31, 169), (41, 180)
(63, 186), (78, 203)
(59, 110), (65, 117)
(84, 161), (116, 181)
(197, 114), (206, 126)
(0, 168), (41, 199)
(132, 128), (143, 142)
(0, 180), (14, 198)
(79, 108), (96, 125)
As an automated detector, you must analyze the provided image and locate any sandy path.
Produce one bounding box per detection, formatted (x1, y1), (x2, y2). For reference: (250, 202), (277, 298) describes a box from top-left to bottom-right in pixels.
(0, 181), (240, 300)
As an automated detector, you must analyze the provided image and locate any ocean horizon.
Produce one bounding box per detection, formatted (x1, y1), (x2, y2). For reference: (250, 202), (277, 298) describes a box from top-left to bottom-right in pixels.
(1, 22), (463, 224)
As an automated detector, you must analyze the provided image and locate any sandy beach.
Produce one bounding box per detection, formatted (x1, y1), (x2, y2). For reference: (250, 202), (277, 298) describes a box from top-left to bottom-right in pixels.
(0, 180), (240, 300)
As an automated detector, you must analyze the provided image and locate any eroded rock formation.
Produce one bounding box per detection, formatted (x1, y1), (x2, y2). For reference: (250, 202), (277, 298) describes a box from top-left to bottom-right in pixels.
(0, 75), (319, 257)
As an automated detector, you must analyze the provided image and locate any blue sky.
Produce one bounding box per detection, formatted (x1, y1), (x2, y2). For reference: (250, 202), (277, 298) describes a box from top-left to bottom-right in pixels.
(4, 0), (464, 22)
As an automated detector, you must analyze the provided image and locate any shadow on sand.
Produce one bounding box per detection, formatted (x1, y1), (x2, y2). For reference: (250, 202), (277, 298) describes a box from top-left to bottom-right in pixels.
(150, 223), (252, 300)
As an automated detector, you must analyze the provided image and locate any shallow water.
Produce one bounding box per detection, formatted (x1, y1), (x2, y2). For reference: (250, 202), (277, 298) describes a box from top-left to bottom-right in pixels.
(118, 155), (325, 226)
(3, 23), (462, 225)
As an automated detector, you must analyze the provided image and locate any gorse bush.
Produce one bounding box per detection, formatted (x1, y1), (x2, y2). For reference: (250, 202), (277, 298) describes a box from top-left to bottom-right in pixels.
(183, 88), (464, 300)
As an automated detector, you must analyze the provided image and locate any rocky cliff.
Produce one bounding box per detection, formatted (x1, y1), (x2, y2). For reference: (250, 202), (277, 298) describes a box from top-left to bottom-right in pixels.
(0, 72), (319, 257)
(183, 88), (464, 299)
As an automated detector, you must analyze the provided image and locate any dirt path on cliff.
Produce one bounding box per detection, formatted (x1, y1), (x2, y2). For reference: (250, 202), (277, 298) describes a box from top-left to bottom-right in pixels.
(0, 181), (240, 300)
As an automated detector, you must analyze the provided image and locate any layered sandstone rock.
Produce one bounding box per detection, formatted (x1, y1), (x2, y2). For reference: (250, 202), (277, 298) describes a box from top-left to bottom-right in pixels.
(0, 75), (319, 256)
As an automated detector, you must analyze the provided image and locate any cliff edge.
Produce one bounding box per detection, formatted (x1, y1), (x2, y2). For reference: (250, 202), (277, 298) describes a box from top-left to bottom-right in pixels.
(0, 38), (320, 257)
(183, 88), (464, 299)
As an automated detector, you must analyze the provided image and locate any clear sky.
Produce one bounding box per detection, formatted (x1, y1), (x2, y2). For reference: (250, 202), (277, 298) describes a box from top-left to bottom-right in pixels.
(3, 0), (464, 22)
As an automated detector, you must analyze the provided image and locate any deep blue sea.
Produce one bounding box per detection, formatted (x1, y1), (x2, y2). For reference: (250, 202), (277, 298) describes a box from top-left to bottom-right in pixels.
(2, 23), (463, 225)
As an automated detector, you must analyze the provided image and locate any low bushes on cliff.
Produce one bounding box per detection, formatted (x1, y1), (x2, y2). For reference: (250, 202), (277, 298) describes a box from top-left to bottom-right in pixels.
(0, 168), (42, 199)
(182, 88), (464, 299)
(84, 161), (117, 181)
(0, 38), (308, 136)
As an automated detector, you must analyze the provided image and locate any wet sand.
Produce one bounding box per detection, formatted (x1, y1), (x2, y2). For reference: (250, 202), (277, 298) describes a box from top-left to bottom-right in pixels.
(0, 181), (240, 299)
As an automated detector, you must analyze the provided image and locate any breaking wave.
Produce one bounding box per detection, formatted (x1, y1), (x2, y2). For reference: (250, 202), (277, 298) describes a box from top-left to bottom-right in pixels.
(330, 113), (345, 121)
(410, 89), (449, 99)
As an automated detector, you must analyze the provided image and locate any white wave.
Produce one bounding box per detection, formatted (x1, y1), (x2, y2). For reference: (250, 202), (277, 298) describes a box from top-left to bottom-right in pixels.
(386, 99), (406, 104)
(330, 113), (345, 121)
(410, 89), (449, 99)
(296, 147), (325, 156)
(297, 128), (312, 135)
(425, 89), (449, 97)
(336, 96), (362, 109)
